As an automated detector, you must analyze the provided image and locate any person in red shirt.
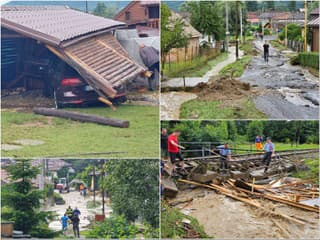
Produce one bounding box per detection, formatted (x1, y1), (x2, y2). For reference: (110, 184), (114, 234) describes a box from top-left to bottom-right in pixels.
(168, 130), (185, 172)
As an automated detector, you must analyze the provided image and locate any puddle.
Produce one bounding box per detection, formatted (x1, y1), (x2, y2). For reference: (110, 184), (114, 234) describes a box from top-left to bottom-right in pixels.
(2, 144), (23, 151)
(13, 139), (45, 146)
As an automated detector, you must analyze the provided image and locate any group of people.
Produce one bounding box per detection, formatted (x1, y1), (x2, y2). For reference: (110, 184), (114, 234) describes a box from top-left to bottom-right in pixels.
(60, 206), (81, 238)
(161, 128), (276, 174)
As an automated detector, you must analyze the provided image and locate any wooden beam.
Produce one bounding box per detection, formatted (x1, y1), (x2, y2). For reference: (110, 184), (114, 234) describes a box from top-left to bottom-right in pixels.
(178, 179), (306, 225)
(33, 107), (129, 128)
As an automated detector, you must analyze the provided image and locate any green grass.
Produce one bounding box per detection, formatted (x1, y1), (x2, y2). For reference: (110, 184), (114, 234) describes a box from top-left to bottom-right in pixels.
(1, 105), (159, 158)
(292, 159), (319, 185)
(270, 40), (288, 51)
(219, 55), (252, 78)
(161, 202), (210, 238)
(163, 53), (228, 78)
(180, 98), (266, 119)
(239, 41), (256, 55)
(236, 143), (319, 152)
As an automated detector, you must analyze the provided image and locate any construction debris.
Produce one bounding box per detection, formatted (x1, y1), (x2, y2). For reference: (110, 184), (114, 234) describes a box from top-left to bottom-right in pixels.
(33, 107), (129, 128)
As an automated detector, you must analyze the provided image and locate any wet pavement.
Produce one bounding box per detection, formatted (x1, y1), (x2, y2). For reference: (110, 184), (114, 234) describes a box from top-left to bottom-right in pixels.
(240, 36), (319, 119)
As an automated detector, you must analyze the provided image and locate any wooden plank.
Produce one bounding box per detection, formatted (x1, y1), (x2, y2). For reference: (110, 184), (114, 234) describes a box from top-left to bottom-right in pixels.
(178, 179), (306, 225)
(33, 107), (129, 128)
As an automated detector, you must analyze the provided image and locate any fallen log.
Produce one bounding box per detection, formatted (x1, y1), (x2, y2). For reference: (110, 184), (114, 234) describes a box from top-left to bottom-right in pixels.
(33, 107), (129, 128)
(178, 179), (306, 225)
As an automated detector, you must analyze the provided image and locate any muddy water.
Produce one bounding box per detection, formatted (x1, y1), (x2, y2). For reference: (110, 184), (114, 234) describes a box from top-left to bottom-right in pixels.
(176, 188), (319, 239)
(160, 91), (197, 120)
(240, 37), (319, 119)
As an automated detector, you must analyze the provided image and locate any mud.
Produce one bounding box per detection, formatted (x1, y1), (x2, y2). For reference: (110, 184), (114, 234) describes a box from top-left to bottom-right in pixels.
(240, 36), (319, 119)
(160, 92), (197, 120)
(175, 188), (319, 239)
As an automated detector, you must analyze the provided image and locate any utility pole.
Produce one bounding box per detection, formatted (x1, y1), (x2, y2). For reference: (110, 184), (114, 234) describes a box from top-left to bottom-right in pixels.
(225, 1), (229, 52)
(85, 0), (88, 13)
(93, 164), (96, 205)
(304, 0), (307, 51)
(240, 5), (243, 43)
(235, 0), (239, 59)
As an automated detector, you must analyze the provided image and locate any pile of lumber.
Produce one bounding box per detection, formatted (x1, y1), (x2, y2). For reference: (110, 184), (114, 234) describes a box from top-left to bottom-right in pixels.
(178, 177), (319, 225)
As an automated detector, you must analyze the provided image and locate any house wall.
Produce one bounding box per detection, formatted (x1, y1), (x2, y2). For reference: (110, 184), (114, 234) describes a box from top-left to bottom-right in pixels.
(167, 37), (200, 63)
(115, 2), (148, 25)
(311, 28), (319, 52)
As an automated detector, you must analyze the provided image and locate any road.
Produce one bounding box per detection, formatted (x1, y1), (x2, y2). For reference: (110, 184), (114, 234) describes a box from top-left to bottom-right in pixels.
(240, 36), (319, 119)
(47, 190), (112, 233)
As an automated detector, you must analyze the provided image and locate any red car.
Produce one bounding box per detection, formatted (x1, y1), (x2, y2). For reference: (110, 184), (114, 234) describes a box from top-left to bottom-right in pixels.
(54, 65), (127, 108)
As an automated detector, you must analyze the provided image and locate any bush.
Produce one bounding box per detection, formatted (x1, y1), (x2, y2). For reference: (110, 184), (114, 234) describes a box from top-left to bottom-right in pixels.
(263, 29), (271, 35)
(86, 200), (101, 209)
(299, 52), (319, 70)
(54, 192), (65, 205)
(30, 224), (60, 238)
(290, 55), (300, 65)
(85, 215), (138, 238)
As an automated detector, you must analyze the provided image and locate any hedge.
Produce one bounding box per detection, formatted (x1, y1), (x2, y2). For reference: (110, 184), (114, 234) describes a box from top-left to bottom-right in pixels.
(299, 52), (319, 70)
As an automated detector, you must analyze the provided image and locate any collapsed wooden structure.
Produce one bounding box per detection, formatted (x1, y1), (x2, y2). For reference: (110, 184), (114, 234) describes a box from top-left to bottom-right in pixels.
(1, 6), (145, 98)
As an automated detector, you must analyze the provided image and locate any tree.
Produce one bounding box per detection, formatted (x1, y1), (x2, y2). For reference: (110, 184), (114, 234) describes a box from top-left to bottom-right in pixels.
(246, 1), (258, 11)
(246, 121), (264, 142)
(1, 160), (55, 236)
(266, 1), (275, 10)
(102, 159), (159, 228)
(288, 1), (297, 11)
(93, 2), (118, 18)
(181, 1), (224, 42)
(161, 3), (189, 74)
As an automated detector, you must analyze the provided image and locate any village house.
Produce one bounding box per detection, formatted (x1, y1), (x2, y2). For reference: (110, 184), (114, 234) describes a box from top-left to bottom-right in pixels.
(259, 11), (305, 31)
(247, 12), (260, 26)
(1, 5), (145, 105)
(166, 11), (201, 63)
(114, 0), (159, 29)
(308, 8), (319, 52)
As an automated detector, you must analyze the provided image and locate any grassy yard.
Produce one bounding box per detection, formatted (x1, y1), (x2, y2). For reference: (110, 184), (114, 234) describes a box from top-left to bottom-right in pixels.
(163, 53), (228, 78)
(219, 55), (252, 78)
(292, 158), (319, 185)
(180, 97), (266, 119)
(236, 143), (319, 152)
(1, 105), (159, 158)
(270, 40), (288, 51)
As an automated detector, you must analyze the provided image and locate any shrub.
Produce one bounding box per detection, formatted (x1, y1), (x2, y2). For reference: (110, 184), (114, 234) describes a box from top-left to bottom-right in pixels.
(263, 28), (271, 35)
(299, 52), (319, 70)
(86, 200), (101, 209)
(85, 215), (138, 238)
(290, 55), (300, 65)
(54, 192), (65, 205)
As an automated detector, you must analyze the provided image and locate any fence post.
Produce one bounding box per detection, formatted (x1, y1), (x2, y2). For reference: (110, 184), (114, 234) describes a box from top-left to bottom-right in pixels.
(185, 46), (187, 64)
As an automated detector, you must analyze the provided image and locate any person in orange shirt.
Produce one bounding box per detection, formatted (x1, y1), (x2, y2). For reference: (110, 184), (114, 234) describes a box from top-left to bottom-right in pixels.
(255, 135), (263, 151)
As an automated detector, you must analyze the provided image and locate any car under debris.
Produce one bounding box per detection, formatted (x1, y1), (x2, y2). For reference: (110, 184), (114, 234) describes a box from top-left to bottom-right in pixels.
(1, 5), (146, 108)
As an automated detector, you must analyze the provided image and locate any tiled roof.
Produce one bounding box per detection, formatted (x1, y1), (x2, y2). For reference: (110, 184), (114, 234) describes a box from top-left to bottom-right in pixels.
(308, 16), (319, 27)
(1, 5), (126, 46)
(170, 11), (201, 38)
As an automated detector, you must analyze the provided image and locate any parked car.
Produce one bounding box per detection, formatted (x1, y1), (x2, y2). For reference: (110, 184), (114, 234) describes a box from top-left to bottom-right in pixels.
(53, 64), (127, 108)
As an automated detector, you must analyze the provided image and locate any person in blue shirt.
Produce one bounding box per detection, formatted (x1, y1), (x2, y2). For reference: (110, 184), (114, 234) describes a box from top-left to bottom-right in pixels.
(215, 143), (232, 172)
(262, 137), (275, 173)
(255, 135), (263, 151)
(60, 213), (69, 233)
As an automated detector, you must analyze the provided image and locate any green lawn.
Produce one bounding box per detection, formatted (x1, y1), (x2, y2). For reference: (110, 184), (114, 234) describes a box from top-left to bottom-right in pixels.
(270, 40), (288, 51)
(163, 53), (228, 78)
(180, 98), (266, 119)
(1, 105), (159, 158)
(219, 55), (252, 78)
(236, 143), (319, 152)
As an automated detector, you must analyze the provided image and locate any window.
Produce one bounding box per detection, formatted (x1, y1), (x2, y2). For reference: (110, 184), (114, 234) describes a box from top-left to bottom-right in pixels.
(148, 6), (159, 19)
(125, 11), (130, 20)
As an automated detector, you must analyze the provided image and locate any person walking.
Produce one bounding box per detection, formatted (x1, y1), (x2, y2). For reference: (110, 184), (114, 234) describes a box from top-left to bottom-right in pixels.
(168, 129), (186, 174)
(70, 213), (80, 238)
(255, 135), (264, 151)
(60, 214), (69, 234)
(161, 128), (169, 159)
(66, 205), (73, 219)
(216, 143), (232, 172)
(73, 207), (81, 217)
(262, 137), (275, 173)
(139, 44), (159, 91)
(263, 41), (270, 63)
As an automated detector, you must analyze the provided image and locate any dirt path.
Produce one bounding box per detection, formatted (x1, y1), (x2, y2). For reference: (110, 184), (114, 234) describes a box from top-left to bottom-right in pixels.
(176, 188), (319, 239)
(47, 190), (112, 232)
(240, 36), (319, 119)
(160, 91), (197, 119)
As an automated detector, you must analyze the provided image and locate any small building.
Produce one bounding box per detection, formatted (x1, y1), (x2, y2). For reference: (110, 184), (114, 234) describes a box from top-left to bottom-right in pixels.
(1, 6), (145, 100)
(308, 8), (319, 52)
(167, 11), (201, 63)
(114, 0), (159, 29)
(247, 12), (260, 26)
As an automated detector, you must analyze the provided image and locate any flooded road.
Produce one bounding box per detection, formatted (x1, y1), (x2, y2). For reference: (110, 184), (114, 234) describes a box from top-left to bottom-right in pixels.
(240, 36), (319, 119)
